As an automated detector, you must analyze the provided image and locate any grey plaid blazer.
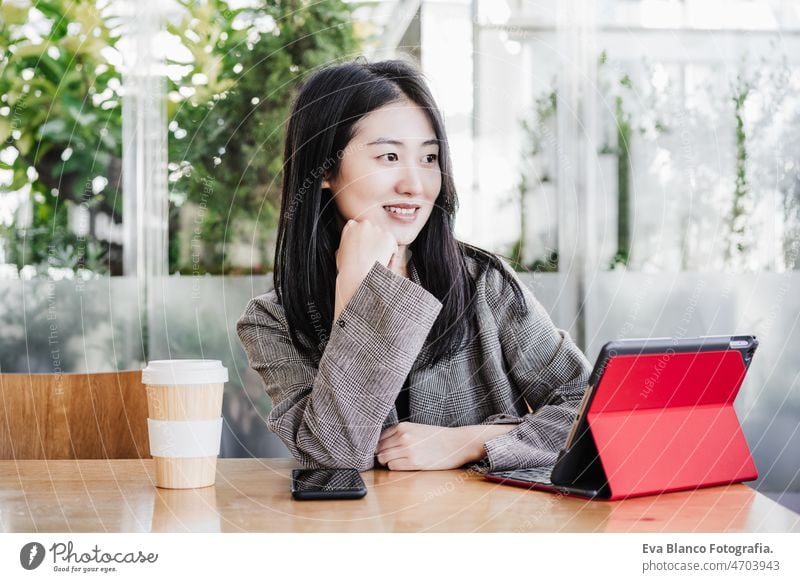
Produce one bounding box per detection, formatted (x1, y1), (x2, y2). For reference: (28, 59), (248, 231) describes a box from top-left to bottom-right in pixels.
(237, 255), (591, 473)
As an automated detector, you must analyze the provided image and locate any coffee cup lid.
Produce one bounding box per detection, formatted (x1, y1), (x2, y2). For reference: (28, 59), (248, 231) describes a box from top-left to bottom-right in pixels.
(142, 360), (229, 385)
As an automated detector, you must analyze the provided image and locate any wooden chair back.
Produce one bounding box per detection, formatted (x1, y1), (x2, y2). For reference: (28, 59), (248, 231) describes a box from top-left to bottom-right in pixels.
(0, 371), (149, 459)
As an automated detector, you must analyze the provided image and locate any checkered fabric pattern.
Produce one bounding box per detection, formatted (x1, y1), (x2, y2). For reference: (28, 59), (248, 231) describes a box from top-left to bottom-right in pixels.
(236, 255), (591, 473)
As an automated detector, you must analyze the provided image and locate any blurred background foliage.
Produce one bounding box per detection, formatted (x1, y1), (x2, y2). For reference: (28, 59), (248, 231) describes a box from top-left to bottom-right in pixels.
(0, 0), (358, 276)
(0, 0), (123, 274)
(166, 0), (358, 274)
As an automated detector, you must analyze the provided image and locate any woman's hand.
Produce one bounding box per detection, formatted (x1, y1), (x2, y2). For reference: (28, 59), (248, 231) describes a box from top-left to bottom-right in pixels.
(375, 422), (477, 471)
(334, 219), (398, 320)
(376, 422), (519, 471)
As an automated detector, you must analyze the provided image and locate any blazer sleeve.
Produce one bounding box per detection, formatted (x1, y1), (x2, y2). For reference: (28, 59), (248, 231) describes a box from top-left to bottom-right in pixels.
(474, 260), (592, 473)
(236, 260), (443, 471)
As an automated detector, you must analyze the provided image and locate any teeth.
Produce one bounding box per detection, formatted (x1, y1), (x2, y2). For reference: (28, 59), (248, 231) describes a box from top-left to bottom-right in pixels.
(385, 206), (417, 215)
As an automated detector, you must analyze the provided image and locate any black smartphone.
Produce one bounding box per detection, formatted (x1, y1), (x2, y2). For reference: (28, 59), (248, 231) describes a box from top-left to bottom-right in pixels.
(290, 468), (367, 500)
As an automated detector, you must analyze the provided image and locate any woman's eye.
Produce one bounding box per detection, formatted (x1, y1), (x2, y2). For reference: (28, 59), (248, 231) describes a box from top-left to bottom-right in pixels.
(378, 153), (437, 163)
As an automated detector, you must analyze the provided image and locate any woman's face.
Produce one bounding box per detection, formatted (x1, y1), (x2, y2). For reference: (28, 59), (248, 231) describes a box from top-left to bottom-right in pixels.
(323, 99), (442, 247)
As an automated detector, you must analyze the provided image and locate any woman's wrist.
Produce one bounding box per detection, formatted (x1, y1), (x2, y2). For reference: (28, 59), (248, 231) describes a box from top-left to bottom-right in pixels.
(333, 273), (358, 322)
(456, 424), (518, 465)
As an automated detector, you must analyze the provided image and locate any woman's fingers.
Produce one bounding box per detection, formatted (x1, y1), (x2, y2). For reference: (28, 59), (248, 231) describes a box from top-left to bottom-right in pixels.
(376, 434), (403, 453)
(377, 424), (399, 445)
(377, 446), (406, 466)
(386, 458), (414, 471)
(377, 446), (407, 466)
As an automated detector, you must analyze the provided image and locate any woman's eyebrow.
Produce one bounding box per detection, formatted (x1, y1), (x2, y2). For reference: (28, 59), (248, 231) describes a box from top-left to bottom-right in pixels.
(365, 137), (439, 147)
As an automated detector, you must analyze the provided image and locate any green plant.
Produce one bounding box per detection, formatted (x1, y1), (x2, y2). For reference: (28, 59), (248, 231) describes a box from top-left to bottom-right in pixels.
(727, 73), (751, 263)
(0, 0), (123, 274)
(166, 0), (359, 274)
(0, 0), (359, 276)
(529, 248), (558, 273)
(612, 88), (632, 268)
(721, 71), (755, 268)
(513, 87), (557, 271)
(597, 51), (667, 270)
(722, 51), (794, 270)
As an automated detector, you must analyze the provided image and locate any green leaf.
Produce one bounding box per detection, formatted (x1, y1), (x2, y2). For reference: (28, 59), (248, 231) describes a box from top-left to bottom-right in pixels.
(0, 117), (12, 143)
(8, 167), (30, 191)
(9, 42), (47, 61)
(35, 56), (67, 86)
(32, 141), (53, 165)
(1, 2), (29, 25)
(16, 133), (33, 156)
(35, 3), (69, 39)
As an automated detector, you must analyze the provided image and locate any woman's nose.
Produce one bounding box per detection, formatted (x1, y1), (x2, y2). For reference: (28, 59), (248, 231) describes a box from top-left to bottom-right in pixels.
(396, 163), (425, 197)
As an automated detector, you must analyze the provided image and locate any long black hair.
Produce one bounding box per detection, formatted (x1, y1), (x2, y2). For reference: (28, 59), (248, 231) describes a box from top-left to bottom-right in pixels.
(274, 58), (528, 367)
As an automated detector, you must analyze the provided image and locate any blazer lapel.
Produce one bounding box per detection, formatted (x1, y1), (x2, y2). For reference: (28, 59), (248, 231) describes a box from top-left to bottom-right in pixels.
(406, 258), (451, 426)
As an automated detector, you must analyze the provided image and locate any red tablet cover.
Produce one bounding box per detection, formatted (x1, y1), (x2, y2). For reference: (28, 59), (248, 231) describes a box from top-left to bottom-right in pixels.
(587, 349), (758, 500)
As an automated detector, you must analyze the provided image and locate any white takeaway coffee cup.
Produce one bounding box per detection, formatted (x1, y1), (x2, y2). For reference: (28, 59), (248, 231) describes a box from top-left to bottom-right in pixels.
(142, 360), (228, 489)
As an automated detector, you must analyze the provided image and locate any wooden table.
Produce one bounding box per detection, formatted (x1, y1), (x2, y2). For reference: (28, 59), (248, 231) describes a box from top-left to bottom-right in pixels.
(1, 459), (798, 533)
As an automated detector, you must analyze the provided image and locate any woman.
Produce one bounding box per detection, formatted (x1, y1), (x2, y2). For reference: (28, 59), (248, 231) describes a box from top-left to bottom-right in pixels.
(237, 58), (590, 472)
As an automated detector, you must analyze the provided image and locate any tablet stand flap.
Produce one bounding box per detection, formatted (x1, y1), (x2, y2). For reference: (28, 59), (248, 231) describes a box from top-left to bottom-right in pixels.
(551, 424), (610, 496)
(587, 405), (758, 499)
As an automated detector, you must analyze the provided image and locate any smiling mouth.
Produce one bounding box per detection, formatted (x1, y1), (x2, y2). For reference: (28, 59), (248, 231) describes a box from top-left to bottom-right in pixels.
(383, 205), (420, 216)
